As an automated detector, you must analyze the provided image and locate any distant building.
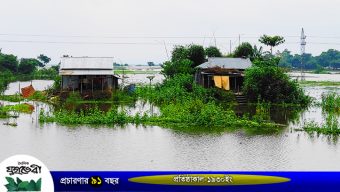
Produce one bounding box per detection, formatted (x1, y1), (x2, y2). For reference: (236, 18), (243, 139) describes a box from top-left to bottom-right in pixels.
(59, 57), (119, 95)
(195, 58), (252, 93)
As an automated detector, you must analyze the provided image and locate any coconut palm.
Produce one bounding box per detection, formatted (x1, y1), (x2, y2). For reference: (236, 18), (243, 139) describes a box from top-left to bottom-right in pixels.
(259, 35), (285, 54)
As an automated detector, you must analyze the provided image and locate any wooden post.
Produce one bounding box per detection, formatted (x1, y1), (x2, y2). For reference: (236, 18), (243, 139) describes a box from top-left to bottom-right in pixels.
(80, 76), (83, 94)
(91, 78), (94, 94)
(202, 75), (205, 88)
(207, 76), (210, 88)
(61, 76), (63, 92)
(101, 77), (103, 92)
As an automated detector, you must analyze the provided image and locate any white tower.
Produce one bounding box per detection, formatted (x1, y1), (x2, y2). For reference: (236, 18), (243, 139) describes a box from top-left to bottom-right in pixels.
(300, 28), (307, 80)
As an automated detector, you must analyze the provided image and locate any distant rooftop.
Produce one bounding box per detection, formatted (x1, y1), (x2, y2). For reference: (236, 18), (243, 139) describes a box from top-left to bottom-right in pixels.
(60, 57), (114, 70)
(197, 58), (252, 69)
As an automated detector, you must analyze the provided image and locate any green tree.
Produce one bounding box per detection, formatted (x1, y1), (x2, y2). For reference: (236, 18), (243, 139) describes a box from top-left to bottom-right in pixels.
(0, 53), (18, 73)
(205, 46), (222, 57)
(18, 58), (40, 74)
(171, 45), (190, 62)
(161, 59), (194, 78)
(171, 44), (206, 67)
(187, 44), (206, 67)
(259, 35), (285, 54)
(243, 58), (309, 104)
(37, 54), (51, 67)
(233, 42), (254, 59)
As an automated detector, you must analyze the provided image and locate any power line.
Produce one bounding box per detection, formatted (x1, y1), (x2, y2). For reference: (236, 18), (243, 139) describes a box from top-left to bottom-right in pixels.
(2, 39), (340, 46)
(0, 40), (163, 45)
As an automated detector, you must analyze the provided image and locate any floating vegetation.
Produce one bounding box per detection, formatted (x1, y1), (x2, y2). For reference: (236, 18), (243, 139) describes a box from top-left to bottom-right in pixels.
(3, 122), (18, 126)
(40, 99), (280, 133)
(321, 92), (340, 113)
(302, 114), (340, 135)
(2, 103), (34, 114)
(0, 107), (9, 118)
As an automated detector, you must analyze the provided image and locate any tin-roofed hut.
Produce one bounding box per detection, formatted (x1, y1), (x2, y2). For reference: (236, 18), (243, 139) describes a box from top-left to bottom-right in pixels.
(60, 57), (119, 97)
(195, 58), (252, 93)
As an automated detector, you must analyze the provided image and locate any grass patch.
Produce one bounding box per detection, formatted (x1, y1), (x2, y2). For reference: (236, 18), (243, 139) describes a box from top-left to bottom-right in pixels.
(302, 114), (340, 135)
(0, 108), (9, 118)
(299, 81), (340, 86)
(2, 103), (34, 113)
(0, 94), (25, 102)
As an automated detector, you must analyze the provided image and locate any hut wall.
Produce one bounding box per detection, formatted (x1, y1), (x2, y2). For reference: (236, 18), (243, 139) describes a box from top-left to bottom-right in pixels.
(62, 75), (79, 90)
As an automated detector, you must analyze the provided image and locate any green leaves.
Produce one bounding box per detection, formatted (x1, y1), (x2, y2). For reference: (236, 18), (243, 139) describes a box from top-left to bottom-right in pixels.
(259, 35), (285, 54)
(4, 177), (42, 191)
(243, 59), (310, 105)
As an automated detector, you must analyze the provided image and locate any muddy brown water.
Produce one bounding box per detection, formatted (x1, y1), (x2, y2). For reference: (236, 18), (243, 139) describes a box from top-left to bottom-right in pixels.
(0, 73), (340, 171)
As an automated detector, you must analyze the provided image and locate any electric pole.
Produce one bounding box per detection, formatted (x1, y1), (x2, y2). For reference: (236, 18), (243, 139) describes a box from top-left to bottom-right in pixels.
(300, 28), (306, 81)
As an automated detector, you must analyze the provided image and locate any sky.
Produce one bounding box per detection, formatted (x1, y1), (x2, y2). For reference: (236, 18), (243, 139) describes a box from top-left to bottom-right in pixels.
(1, 0), (340, 65)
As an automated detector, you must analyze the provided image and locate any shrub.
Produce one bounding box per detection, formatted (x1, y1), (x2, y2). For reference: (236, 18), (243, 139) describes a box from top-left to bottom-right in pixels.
(243, 60), (310, 105)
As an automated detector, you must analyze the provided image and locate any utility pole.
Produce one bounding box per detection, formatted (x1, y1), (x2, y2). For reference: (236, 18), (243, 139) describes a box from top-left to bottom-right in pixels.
(213, 32), (217, 47)
(238, 34), (241, 46)
(229, 40), (232, 55)
(163, 41), (170, 60)
(300, 28), (307, 81)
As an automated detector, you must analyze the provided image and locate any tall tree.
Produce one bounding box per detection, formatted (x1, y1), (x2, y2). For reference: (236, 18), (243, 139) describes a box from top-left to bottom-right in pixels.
(259, 35), (285, 54)
(37, 54), (51, 67)
(233, 42), (254, 59)
(205, 46), (222, 57)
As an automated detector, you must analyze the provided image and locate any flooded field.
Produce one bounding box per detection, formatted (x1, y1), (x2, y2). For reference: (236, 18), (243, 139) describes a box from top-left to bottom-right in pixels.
(0, 73), (340, 171)
(4, 80), (54, 95)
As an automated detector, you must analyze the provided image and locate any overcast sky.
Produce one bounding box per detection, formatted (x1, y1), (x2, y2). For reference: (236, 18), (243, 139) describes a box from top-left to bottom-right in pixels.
(1, 0), (340, 65)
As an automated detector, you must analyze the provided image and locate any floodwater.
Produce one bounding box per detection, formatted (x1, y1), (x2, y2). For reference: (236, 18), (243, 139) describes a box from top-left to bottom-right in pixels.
(4, 80), (54, 95)
(1, 73), (340, 171)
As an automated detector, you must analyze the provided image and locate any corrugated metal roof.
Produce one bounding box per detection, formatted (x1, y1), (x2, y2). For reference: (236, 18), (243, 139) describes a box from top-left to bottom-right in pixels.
(197, 58), (252, 69)
(60, 57), (114, 70)
(60, 69), (113, 76)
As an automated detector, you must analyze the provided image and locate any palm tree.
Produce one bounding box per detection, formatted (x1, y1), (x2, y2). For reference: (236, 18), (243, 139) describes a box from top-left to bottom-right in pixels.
(259, 35), (285, 54)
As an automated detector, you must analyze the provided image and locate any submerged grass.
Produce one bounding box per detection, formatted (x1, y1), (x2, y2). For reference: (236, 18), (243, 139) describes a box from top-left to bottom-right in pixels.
(321, 92), (340, 113)
(40, 99), (280, 132)
(302, 113), (340, 135)
(0, 107), (9, 118)
(0, 91), (48, 102)
(0, 103), (34, 118)
(3, 103), (34, 113)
